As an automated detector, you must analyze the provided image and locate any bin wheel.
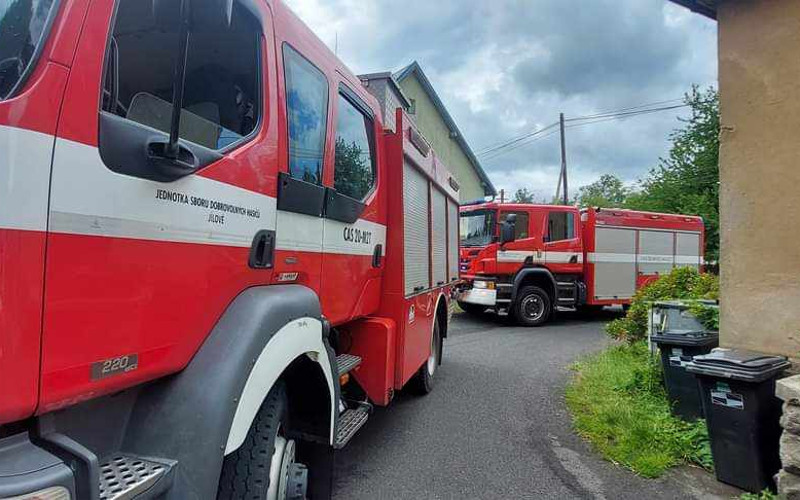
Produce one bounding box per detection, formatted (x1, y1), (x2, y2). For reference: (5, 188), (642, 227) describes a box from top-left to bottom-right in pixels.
(218, 382), (307, 500)
(410, 319), (442, 395)
(514, 286), (551, 327)
(458, 301), (486, 315)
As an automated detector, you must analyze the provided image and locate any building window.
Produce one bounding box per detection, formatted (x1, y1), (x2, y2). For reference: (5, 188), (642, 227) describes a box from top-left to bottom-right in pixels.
(283, 45), (329, 185)
(408, 98), (416, 115)
(334, 92), (375, 200)
(102, 0), (261, 151)
(547, 211), (575, 242)
(500, 211), (530, 239)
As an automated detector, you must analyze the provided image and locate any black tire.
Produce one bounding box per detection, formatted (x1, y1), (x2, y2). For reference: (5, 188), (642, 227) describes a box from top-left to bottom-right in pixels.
(218, 382), (289, 499)
(457, 301), (486, 315)
(513, 286), (552, 327)
(410, 319), (442, 395)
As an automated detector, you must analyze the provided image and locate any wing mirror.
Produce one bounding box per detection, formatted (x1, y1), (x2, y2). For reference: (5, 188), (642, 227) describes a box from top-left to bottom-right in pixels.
(500, 214), (517, 245)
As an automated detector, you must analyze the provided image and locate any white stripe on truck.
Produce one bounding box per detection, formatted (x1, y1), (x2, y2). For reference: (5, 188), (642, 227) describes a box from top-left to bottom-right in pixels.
(0, 126), (386, 255)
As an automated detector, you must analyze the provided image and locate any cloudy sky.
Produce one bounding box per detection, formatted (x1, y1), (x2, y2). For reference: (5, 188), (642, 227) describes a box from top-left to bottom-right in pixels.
(284, 0), (717, 201)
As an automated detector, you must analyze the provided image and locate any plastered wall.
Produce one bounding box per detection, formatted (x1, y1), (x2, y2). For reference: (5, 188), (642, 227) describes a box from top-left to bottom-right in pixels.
(717, 0), (800, 358)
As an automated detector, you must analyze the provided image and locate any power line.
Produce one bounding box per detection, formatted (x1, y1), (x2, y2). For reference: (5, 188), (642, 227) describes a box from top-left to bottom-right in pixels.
(566, 103), (689, 123)
(480, 127), (560, 162)
(569, 98), (684, 121)
(480, 102), (690, 162)
(476, 122), (559, 157)
(476, 98), (688, 161)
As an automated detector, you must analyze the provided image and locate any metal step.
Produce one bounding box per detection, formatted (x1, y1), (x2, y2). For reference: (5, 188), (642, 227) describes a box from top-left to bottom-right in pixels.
(334, 405), (370, 449)
(336, 354), (362, 376)
(99, 455), (173, 500)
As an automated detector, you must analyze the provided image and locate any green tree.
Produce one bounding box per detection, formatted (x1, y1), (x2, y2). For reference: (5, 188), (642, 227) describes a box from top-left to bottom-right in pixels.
(577, 174), (630, 208)
(334, 137), (372, 199)
(512, 187), (535, 203)
(627, 86), (720, 262)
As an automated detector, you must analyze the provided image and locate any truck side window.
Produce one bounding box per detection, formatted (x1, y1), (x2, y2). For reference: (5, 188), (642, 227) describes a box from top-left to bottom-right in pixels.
(547, 211), (575, 241)
(334, 91), (375, 200)
(102, 0), (261, 151)
(283, 45), (328, 185)
(500, 211), (529, 239)
(0, 0), (57, 100)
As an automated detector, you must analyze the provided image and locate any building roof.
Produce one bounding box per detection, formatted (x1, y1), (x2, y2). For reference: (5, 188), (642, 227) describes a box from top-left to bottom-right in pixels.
(668, 0), (717, 19)
(357, 71), (412, 109)
(394, 61), (497, 197)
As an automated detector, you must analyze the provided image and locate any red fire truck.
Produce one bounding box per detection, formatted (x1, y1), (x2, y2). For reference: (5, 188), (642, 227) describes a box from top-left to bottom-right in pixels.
(0, 0), (461, 498)
(457, 203), (704, 326)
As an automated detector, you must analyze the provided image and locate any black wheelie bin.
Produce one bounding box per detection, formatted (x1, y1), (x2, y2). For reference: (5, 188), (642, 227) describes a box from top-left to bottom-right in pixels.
(650, 301), (719, 420)
(687, 348), (791, 493)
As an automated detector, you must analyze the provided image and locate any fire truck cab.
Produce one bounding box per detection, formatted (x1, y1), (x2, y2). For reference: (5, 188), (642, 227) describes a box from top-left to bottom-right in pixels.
(457, 202), (704, 326)
(0, 0), (460, 499)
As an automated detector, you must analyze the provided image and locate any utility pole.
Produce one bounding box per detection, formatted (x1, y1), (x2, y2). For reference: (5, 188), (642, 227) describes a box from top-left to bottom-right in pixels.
(559, 112), (568, 205)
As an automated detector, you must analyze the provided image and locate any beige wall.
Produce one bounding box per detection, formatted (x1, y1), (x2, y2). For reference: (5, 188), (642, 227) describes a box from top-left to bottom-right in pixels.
(718, 0), (800, 357)
(398, 75), (486, 202)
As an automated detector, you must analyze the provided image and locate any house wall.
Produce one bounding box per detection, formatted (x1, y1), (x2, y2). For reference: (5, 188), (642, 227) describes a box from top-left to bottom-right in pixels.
(361, 78), (405, 133)
(398, 75), (486, 203)
(717, 0), (800, 357)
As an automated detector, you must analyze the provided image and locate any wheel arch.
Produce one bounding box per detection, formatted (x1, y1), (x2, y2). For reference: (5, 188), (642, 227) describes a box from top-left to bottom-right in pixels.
(434, 291), (449, 339)
(120, 285), (337, 500)
(511, 267), (557, 305)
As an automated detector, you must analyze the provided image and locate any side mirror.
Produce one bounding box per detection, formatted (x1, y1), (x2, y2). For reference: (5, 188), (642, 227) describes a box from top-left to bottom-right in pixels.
(500, 214), (516, 245)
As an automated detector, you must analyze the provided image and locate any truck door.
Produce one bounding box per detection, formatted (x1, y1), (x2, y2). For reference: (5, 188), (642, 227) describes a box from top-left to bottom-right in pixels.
(544, 209), (583, 274)
(319, 83), (385, 324)
(497, 209), (541, 273)
(0, 0), (67, 424)
(39, 0), (279, 409)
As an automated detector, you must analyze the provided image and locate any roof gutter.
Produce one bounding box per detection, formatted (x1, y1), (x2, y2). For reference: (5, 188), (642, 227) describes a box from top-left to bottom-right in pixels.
(668, 0), (717, 20)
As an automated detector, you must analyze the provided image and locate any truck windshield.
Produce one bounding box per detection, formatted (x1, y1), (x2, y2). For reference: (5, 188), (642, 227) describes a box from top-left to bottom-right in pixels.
(0, 0), (56, 100)
(460, 209), (496, 247)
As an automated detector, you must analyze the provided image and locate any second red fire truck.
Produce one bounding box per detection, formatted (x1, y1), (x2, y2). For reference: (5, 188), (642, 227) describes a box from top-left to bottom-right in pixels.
(457, 202), (704, 326)
(0, 0), (461, 498)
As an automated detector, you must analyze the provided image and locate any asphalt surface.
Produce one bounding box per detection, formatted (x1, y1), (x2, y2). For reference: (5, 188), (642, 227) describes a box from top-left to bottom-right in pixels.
(332, 309), (741, 500)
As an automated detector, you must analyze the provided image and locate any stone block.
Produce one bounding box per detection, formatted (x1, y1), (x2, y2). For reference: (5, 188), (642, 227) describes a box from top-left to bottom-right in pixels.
(777, 375), (800, 403)
(781, 432), (800, 475)
(777, 470), (800, 499)
(782, 403), (800, 435)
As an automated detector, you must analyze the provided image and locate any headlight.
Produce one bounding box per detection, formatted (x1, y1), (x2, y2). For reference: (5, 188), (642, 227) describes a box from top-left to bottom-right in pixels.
(473, 280), (495, 290)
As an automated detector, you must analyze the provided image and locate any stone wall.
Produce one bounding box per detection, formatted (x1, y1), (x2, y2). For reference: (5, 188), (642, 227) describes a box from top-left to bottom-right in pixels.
(776, 376), (800, 497)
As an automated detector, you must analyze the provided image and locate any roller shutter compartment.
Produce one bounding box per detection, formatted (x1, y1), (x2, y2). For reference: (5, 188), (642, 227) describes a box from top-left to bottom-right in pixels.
(403, 161), (430, 295)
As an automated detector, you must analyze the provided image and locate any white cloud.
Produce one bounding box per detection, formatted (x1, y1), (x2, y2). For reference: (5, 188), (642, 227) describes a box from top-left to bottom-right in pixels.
(283, 0), (718, 197)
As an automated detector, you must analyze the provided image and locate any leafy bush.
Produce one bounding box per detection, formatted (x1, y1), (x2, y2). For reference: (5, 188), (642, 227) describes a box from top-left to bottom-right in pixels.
(606, 267), (719, 343)
(565, 342), (713, 478)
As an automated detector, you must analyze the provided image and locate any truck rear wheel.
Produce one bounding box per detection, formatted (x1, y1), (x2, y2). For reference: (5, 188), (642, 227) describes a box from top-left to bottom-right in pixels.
(410, 319), (442, 395)
(218, 382), (308, 500)
(514, 286), (551, 327)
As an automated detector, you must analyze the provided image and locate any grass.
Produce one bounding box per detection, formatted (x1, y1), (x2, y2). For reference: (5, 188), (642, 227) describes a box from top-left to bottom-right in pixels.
(740, 490), (777, 500)
(565, 341), (713, 478)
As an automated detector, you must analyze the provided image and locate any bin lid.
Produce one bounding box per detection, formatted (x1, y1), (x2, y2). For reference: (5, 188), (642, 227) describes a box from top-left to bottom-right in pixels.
(651, 331), (719, 347)
(686, 348), (791, 382)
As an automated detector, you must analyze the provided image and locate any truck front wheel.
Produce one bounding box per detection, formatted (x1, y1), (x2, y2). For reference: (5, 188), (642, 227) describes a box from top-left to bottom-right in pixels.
(514, 286), (551, 327)
(218, 382), (308, 500)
